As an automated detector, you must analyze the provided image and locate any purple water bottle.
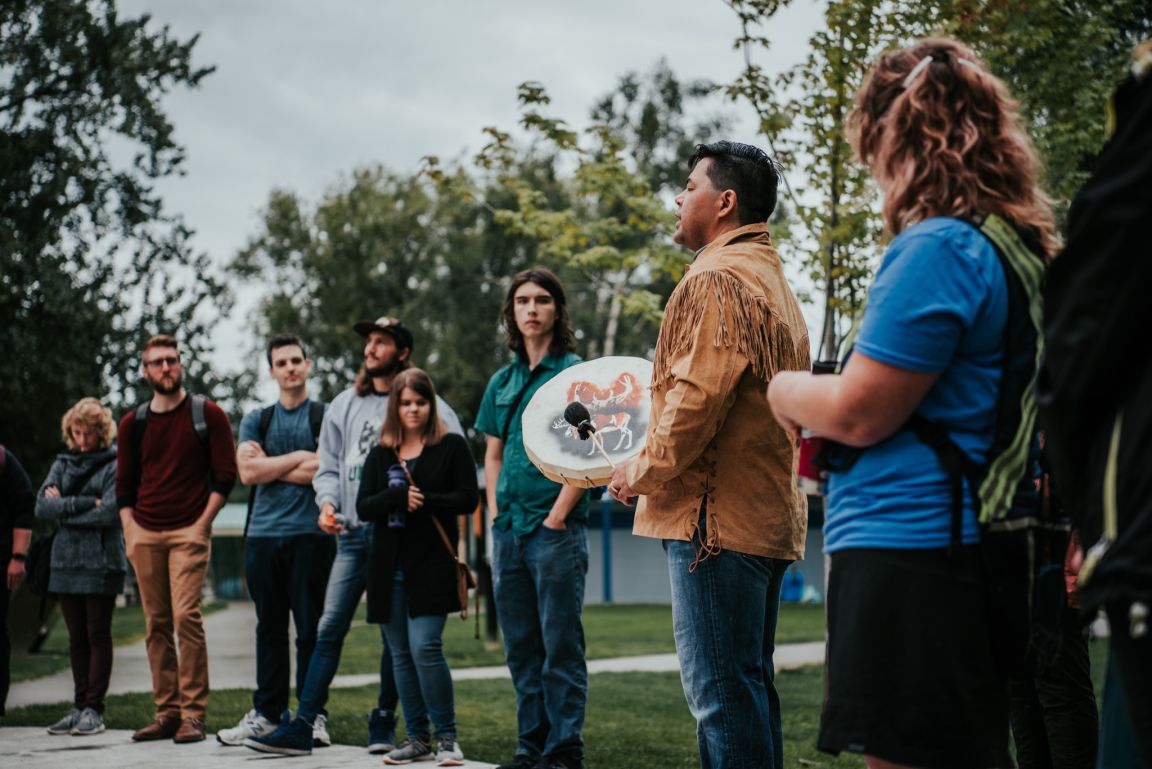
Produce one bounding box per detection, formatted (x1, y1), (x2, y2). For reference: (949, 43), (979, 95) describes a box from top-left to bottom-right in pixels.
(386, 464), (408, 528)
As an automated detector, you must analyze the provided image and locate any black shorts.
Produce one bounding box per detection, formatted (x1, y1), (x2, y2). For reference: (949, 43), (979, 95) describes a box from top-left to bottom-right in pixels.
(818, 546), (1012, 769)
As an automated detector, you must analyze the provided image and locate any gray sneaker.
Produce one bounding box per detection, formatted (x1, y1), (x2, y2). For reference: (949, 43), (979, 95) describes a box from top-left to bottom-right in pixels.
(71, 707), (105, 736)
(435, 738), (464, 766)
(382, 737), (434, 764)
(46, 708), (81, 735)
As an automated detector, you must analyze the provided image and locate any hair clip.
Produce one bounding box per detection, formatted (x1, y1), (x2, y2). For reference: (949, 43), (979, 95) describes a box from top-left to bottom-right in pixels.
(957, 58), (981, 72)
(902, 56), (934, 89)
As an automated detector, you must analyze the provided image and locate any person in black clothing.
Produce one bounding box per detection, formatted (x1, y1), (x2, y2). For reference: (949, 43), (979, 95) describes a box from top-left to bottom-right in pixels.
(1, 445), (35, 717)
(1038, 39), (1152, 765)
(357, 368), (477, 767)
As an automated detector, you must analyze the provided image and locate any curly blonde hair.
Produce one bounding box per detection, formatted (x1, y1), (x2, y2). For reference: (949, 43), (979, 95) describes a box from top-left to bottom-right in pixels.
(61, 397), (116, 451)
(847, 37), (1059, 259)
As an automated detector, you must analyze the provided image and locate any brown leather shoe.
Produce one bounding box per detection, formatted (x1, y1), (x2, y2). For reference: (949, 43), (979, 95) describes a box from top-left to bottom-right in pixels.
(173, 717), (206, 743)
(131, 713), (181, 741)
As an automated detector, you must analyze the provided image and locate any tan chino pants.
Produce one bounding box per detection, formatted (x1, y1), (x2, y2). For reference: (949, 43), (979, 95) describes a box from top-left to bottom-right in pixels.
(124, 518), (211, 721)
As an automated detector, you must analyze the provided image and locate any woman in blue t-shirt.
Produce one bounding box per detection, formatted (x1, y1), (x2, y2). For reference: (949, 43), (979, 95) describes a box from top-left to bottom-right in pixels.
(768, 37), (1058, 769)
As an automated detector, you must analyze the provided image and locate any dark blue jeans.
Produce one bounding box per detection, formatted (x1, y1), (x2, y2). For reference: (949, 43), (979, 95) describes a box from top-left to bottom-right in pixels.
(492, 523), (588, 760)
(296, 525), (397, 722)
(245, 533), (336, 720)
(665, 538), (791, 769)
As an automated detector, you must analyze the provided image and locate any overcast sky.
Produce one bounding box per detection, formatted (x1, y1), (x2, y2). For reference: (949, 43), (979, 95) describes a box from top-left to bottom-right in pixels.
(118, 0), (823, 391)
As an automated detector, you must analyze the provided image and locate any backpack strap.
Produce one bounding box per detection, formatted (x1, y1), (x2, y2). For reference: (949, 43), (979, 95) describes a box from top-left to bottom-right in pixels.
(308, 400), (325, 447)
(190, 394), (209, 444)
(256, 405), (276, 443)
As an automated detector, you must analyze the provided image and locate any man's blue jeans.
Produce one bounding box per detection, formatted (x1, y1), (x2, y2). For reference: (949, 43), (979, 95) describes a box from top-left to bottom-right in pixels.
(382, 574), (453, 740)
(296, 525), (398, 723)
(245, 533), (336, 720)
(492, 523), (588, 760)
(665, 538), (791, 769)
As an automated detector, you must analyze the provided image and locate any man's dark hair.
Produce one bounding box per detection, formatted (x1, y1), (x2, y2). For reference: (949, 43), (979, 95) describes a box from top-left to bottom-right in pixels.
(501, 267), (576, 359)
(266, 333), (308, 366)
(689, 141), (780, 225)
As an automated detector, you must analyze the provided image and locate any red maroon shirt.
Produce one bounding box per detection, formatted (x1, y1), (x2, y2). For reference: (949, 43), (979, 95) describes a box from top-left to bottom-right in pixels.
(116, 395), (237, 531)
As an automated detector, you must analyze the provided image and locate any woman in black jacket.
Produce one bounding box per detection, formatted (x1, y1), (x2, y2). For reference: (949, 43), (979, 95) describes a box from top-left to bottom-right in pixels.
(357, 368), (477, 766)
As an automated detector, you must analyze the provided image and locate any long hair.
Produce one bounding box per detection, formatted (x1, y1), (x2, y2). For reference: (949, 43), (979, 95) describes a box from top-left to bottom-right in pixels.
(61, 397), (115, 451)
(378, 368), (447, 449)
(500, 267), (576, 360)
(847, 37), (1059, 259)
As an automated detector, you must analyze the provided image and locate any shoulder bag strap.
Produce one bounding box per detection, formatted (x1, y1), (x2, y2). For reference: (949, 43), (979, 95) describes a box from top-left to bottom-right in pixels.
(500, 364), (546, 443)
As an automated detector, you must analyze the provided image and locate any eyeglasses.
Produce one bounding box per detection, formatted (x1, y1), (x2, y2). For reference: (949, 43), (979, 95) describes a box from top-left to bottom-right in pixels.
(144, 356), (181, 369)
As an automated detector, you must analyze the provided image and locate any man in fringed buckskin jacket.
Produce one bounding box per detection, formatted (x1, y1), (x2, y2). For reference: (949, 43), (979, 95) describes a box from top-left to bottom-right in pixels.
(610, 141), (809, 769)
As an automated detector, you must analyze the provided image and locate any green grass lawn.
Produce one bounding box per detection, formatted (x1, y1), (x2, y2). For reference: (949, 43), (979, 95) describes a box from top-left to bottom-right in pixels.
(335, 601), (827, 674)
(2, 666), (865, 768)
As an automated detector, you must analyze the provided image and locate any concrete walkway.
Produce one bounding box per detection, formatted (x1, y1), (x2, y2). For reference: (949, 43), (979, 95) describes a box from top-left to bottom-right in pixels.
(4, 602), (825, 768)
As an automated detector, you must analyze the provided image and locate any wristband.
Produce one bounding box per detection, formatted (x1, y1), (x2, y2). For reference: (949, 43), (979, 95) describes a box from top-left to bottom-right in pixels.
(10, 553), (26, 562)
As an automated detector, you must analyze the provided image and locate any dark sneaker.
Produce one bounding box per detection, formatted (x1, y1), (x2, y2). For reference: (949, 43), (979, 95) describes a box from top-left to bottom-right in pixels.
(46, 708), (81, 735)
(536, 753), (584, 769)
(495, 755), (540, 769)
(367, 707), (397, 754)
(244, 713), (314, 756)
(435, 737), (464, 766)
(382, 737), (434, 764)
(71, 707), (105, 736)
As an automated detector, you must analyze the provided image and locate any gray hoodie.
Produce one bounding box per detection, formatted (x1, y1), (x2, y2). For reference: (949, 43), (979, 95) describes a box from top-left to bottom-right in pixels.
(313, 387), (464, 529)
(35, 446), (125, 595)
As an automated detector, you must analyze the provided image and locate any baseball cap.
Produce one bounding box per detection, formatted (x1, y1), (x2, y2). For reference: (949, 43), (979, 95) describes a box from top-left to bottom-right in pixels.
(353, 316), (415, 352)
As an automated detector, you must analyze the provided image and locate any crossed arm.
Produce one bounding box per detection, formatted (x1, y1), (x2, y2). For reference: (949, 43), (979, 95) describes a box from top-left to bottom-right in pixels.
(236, 441), (319, 486)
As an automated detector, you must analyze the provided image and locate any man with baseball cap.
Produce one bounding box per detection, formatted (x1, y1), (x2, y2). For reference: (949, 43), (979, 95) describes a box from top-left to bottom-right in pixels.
(247, 316), (463, 757)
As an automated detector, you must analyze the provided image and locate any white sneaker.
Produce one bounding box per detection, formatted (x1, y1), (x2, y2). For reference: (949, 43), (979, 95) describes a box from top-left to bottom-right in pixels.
(312, 713), (332, 748)
(436, 738), (465, 766)
(216, 709), (277, 746)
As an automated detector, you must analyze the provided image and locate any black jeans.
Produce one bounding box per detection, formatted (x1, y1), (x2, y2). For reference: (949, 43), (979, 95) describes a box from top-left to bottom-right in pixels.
(1009, 605), (1099, 769)
(245, 534), (335, 719)
(57, 593), (117, 712)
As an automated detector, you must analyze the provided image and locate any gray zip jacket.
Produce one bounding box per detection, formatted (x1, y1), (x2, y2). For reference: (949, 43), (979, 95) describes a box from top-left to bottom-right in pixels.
(313, 387), (464, 529)
(35, 446), (125, 595)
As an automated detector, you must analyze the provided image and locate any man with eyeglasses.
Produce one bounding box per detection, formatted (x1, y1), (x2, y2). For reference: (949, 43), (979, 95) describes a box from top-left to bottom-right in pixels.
(247, 316), (464, 759)
(216, 334), (335, 749)
(115, 334), (237, 744)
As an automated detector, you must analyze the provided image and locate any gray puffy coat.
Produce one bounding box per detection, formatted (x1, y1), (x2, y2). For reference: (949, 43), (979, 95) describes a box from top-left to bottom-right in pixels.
(35, 446), (125, 595)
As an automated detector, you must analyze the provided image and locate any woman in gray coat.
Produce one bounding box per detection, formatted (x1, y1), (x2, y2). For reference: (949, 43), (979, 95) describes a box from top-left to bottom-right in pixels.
(35, 397), (123, 736)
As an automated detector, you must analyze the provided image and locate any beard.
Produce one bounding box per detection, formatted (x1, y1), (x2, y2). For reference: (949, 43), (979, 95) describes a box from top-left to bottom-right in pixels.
(365, 356), (403, 379)
(148, 370), (184, 395)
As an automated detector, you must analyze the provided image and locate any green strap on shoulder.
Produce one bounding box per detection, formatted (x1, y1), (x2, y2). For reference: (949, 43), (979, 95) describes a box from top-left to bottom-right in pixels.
(976, 214), (1046, 525)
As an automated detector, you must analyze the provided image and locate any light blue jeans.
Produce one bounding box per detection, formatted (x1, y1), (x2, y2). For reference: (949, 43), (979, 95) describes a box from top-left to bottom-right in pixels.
(492, 523), (588, 760)
(296, 525), (400, 724)
(665, 536), (790, 769)
(381, 572), (455, 740)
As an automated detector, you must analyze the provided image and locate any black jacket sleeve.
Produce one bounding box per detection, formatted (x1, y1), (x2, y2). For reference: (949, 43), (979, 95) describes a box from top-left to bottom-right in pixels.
(2, 449), (36, 532)
(419, 435), (479, 518)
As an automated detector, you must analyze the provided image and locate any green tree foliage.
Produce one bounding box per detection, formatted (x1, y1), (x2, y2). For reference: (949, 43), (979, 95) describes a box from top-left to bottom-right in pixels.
(230, 165), (554, 434)
(723, 0), (1151, 358)
(436, 63), (727, 361)
(0, 0), (229, 481)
